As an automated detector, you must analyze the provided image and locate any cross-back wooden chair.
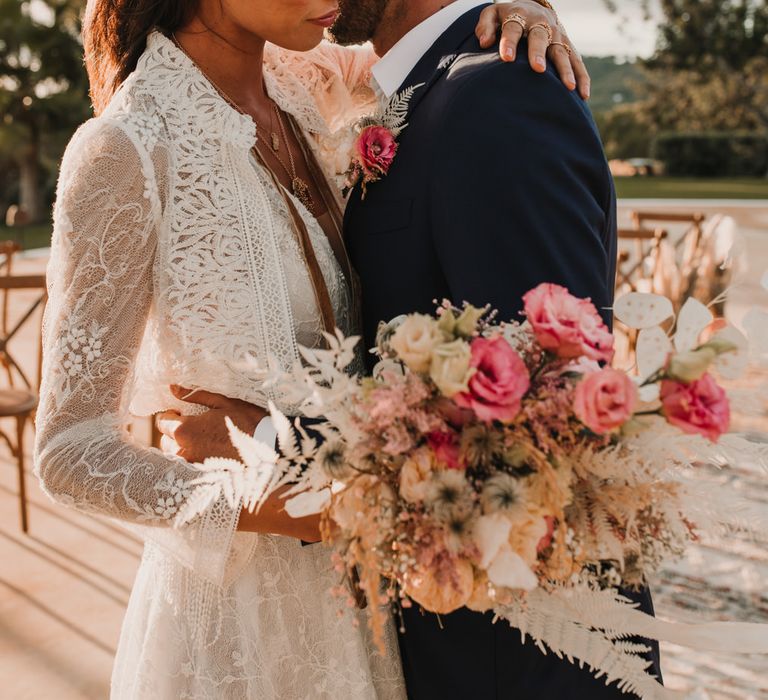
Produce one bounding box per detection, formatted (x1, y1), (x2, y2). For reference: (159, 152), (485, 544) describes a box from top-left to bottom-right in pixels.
(616, 227), (669, 294)
(0, 273), (47, 533)
(0, 241), (23, 385)
(629, 211), (707, 306)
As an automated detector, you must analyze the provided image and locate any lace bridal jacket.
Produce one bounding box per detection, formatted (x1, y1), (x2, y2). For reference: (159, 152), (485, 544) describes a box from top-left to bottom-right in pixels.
(34, 32), (404, 699)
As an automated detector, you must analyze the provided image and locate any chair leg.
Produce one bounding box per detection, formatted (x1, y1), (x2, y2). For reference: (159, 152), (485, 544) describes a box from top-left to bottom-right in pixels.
(16, 414), (28, 533)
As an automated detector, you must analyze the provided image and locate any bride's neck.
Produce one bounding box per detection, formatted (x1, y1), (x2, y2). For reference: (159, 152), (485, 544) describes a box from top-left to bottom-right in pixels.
(175, 17), (267, 112)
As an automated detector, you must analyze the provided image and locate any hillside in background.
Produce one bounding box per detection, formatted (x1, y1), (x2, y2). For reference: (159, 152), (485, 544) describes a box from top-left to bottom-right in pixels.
(583, 56), (644, 114)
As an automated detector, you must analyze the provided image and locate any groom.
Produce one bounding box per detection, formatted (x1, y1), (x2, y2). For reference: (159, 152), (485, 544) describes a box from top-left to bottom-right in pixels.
(329, 0), (662, 698)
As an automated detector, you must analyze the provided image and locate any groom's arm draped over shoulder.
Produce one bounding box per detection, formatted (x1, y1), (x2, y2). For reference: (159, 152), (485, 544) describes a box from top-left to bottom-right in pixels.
(429, 55), (616, 324)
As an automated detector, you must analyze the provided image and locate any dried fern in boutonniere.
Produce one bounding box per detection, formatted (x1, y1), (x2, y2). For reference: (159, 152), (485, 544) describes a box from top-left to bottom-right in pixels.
(343, 82), (425, 199)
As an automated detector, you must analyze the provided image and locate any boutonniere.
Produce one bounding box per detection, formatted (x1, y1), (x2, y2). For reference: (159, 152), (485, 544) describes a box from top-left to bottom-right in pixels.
(343, 83), (425, 199)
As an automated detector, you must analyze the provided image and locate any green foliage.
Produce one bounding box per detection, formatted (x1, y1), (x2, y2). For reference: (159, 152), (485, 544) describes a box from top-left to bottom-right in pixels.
(582, 56), (643, 115)
(640, 0), (768, 135)
(602, 0), (768, 176)
(0, 0), (90, 221)
(648, 0), (768, 72)
(594, 105), (653, 160)
(653, 132), (768, 177)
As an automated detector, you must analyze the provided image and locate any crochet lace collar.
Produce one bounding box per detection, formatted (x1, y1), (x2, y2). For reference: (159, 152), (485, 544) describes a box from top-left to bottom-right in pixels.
(134, 32), (328, 148)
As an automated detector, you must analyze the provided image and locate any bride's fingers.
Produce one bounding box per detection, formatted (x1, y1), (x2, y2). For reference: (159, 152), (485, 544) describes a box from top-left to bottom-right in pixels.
(527, 25), (551, 72)
(160, 434), (181, 456)
(170, 384), (232, 409)
(499, 20), (525, 62)
(156, 411), (182, 438)
(570, 48), (591, 99)
(548, 43), (576, 91)
(475, 4), (500, 47)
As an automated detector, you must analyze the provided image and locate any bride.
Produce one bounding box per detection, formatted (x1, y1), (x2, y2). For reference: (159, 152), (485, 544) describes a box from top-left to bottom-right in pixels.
(33, 0), (587, 697)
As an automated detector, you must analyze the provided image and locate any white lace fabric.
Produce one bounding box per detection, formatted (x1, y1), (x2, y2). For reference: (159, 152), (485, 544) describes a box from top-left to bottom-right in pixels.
(34, 33), (403, 699)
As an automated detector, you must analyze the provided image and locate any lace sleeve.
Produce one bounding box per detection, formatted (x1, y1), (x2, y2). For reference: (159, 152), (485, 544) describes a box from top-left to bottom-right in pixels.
(34, 119), (242, 587)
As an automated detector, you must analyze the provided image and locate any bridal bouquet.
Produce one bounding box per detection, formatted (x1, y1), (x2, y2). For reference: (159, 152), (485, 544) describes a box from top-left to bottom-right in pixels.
(196, 284), (768, 698)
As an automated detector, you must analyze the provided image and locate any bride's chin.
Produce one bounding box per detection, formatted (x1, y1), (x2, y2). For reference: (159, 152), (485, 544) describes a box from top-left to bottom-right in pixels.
(272, 27), (326, 52)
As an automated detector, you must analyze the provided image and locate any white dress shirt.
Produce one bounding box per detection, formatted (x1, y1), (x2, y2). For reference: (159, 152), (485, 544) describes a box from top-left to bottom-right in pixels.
(371, 0), (488, 99)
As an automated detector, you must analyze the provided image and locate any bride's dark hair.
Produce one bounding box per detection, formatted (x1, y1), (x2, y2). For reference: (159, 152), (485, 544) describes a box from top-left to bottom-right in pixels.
(83, 0), (199, 114)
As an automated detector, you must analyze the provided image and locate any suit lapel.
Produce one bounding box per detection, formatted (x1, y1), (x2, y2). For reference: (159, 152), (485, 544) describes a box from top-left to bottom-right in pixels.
(392, 3), (491, 123)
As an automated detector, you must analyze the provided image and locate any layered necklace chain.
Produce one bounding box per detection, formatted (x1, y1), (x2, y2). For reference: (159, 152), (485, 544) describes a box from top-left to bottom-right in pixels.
(171, 34), (315, 213)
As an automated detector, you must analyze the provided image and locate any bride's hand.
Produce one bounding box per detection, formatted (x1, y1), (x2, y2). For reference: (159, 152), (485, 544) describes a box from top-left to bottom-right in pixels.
(475, 1), (590, 99)
(156, 386), (321, 541)
(238, 486), (322, 542)
(155, 384), (267, 463)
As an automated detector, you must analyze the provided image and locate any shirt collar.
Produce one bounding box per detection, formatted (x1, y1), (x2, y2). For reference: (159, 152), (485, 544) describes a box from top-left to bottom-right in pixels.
(371, 0), (487, 99)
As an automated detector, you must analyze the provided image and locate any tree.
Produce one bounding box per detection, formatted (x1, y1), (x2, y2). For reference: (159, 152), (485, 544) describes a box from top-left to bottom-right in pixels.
(0, 0), (90, 223)
(647, 0), (768, 72)
(603, 0), (768, 170)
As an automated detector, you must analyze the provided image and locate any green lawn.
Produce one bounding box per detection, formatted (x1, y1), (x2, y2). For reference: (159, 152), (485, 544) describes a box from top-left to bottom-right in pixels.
(0, 223), (52, 250)
(615, 177), (768, 200)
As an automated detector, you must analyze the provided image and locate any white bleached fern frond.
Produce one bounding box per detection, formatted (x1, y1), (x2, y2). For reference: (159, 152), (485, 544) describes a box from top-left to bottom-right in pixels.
(381, 82), (426, 134)
(173, 418), (280, 527)
(496, 589), (676, 699)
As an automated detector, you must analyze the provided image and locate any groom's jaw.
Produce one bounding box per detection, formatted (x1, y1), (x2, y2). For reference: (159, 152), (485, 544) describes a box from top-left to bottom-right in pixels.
(329, 0), (390, 46)
(331, 0), (451, 56)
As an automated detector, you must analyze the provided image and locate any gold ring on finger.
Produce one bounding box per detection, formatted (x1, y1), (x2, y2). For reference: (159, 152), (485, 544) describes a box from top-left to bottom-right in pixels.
(501, 13), (527, 33)
(549, 41), (572, 56)
(527, 22), (554, 44)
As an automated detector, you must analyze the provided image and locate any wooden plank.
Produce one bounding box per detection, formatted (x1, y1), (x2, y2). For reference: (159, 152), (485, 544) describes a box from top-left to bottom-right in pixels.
(0, 275), (46, 290)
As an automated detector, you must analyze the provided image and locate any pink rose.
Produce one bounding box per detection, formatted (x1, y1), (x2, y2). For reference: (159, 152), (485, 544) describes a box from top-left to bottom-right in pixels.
(537, 516), (556, 554)
(523, 283), (614, 363)
(660, 373), (730, 443)
(455, 337), (530, 423)
(427, 431), (464, 470)
(356, 125), (398, 178)
(574, 368), (638, 434)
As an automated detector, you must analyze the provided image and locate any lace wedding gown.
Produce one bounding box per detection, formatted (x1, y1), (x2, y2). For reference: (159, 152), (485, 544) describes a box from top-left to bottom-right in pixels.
(33, 32), (404, 699)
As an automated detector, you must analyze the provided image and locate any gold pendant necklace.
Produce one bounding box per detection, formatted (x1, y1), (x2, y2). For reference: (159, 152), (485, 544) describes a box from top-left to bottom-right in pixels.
(272, 105), (314, 213)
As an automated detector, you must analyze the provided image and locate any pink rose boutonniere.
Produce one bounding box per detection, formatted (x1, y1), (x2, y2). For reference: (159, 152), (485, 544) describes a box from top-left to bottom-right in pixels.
(344, 83), (425, 199)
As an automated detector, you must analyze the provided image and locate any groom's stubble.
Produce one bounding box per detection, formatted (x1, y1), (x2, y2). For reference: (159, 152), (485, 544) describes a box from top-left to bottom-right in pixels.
(330, 0), (451, 55)
(330, 0), (402, 47)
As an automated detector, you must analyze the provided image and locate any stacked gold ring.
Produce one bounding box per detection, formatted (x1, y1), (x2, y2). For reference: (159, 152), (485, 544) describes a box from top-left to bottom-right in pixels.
(527, 21), (554, 44)
(501, 13), (527, 33)
(549, 40), (572, 55)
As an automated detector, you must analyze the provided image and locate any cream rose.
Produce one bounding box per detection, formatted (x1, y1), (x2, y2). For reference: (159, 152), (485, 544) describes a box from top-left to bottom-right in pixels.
(390, 314), (443, 373)
(399, 448), (434, 503)
(429, 339), (473, 397)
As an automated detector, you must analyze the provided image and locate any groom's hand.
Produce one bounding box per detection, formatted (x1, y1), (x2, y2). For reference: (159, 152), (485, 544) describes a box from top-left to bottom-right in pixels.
(155, 385), (267, 463)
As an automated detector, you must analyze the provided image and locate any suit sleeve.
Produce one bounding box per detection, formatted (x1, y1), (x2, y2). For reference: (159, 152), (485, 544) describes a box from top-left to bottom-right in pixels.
(428, 61), (617, 324)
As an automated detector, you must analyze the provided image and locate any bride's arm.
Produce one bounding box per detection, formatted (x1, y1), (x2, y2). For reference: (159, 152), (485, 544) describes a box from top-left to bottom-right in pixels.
(34, 120), (258, 584)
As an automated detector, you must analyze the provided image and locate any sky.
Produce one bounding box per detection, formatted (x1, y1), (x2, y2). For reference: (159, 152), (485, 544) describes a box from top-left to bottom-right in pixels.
(557, 0), (660, 58)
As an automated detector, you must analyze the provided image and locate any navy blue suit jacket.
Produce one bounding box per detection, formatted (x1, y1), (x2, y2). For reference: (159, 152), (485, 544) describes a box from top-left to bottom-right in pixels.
(344, 5), (661, 699)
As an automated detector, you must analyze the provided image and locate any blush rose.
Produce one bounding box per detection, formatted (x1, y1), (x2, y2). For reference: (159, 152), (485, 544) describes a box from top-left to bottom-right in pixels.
(454, 337), (530, 423)
(660, 373), (730, 443)
(574, 368), (638, 434)
(523, 283), (614, 363)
